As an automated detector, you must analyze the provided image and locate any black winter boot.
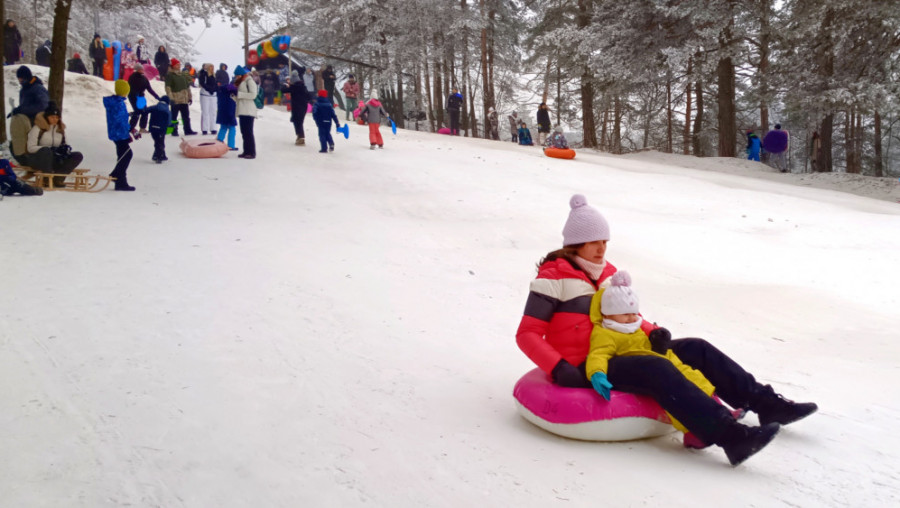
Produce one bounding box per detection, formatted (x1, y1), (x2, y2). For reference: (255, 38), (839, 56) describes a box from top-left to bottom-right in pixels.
(718, 422), (780, 466)
(756, 393), (818, 426)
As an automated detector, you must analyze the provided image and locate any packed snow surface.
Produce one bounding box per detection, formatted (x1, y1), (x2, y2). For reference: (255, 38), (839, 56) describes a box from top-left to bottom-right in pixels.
(2, 67), (900, 507)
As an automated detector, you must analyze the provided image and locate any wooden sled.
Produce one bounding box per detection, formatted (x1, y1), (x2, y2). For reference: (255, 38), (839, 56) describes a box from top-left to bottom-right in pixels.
(33, 169), (115, 192)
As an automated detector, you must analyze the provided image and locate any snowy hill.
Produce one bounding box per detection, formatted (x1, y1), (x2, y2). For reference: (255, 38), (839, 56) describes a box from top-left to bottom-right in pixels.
(2, 67), (900, 507)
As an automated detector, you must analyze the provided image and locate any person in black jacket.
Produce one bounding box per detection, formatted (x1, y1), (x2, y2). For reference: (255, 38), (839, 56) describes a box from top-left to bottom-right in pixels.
(89, 33), (106, 77)
(35, 40), (51, 66)
(66, 53), (89, 74)
(4, 20), (22, 66)
(282, 69), (311, 145)
(127, 63), (161, 132)
(12, 66), (49, 120)
(154, 46), (169, 80)
(215, 63), (229, 87)
(536, 102), (551, 145)
(322, 65), (337, 103)
(446, 88), (463, 136)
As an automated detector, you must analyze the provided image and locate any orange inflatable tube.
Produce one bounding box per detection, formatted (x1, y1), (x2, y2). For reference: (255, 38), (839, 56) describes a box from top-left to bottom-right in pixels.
(544, 147), (576, 159)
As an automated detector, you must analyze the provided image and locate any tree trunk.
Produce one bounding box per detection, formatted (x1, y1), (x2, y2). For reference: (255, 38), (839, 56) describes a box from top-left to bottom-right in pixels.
(717, 5), (737, 158)
(683, 58), (692, 155)
(576, 0), (596, 147)
(0, 0), (7, 143)
(613, 95), (622, 154)
(479, 0), (492, 138)
(820, 114), (833, 172)
(759, 0), (771, 134)
(600, 101), (608, 151)
(666, 78), (672, 153)
(47, 0), (72, 110)
(395, 72), (404, 129)
(717, 55), (736, 157)
(542, 57), (552, 104)
(873, 109), (883, 177)
(433, 40), (444, 130)
(423, 48), (435, 132)
(693, 80), (704, 157)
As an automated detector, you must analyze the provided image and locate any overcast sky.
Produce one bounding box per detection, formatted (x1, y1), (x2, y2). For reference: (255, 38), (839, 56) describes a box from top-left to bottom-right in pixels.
(184, 17), (245, 69)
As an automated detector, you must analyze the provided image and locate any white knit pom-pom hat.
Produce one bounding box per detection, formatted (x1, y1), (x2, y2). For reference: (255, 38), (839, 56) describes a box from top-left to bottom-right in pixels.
(601, 271), (639, 315)
(562, 194), (610, 246)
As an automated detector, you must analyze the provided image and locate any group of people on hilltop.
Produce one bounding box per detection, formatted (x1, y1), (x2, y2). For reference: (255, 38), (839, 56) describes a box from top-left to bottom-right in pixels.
(746, 124), (791, 172)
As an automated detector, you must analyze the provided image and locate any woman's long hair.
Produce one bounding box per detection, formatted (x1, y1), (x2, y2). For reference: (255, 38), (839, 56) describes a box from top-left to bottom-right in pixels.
(536, 244), (584, 271)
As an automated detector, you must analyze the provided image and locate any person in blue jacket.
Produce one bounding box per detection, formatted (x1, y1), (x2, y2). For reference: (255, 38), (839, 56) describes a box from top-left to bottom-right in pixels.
(103, 79), (137, 191)
(216, 83), (238, 151)
(312, 89), (340, 153)
(746, 130), (761, 161)
(517, 121), (534, 146)
(0, 158), (42, 196)
(446, 87), (463, 135)
(148, 96), (171, 163)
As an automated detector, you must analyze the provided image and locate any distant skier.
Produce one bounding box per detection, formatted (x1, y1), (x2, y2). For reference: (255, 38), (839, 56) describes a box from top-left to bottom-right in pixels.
(763, 123), (790, 172)
(312, 89), (340, 153)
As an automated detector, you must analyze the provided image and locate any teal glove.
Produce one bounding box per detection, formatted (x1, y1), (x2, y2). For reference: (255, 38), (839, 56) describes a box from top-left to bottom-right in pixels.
(591, 372), (613, 401)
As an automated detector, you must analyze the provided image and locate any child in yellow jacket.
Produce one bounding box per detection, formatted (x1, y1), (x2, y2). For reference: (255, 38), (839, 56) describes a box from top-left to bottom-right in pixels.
(586, 270), (717, 441)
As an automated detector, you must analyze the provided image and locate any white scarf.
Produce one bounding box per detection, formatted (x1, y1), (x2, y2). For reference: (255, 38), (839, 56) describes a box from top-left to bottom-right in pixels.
(602, 317), (643, 335)
(574, 256), (606, 281)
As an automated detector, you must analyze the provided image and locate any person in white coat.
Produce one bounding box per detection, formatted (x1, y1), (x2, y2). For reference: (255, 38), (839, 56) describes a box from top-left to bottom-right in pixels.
(26, 102), (84, 187)
(197, 63), (218, 135)
(233, 65), (258, 159)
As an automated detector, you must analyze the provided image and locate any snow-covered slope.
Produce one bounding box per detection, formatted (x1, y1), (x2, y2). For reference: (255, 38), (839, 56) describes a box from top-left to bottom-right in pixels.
(2, 67), (900, 507)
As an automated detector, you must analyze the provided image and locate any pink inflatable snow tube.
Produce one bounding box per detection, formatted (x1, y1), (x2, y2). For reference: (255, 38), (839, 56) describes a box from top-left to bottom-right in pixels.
(513, 368), (675, 441)
(180, 139), (229, 158)
(437, 127), (451, 135)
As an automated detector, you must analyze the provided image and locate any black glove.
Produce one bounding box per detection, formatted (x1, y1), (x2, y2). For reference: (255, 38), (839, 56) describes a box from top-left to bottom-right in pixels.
(648, 327), (672, 354)
(551, 359), (589, 388)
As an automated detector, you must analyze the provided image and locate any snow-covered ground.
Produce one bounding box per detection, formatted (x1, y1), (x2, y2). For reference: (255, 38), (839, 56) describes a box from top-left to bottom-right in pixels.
(2, 67), (900, 507)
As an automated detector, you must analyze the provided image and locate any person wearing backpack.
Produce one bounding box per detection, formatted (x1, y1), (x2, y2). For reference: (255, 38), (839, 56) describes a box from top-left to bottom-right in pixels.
(234, 65), (258, 159)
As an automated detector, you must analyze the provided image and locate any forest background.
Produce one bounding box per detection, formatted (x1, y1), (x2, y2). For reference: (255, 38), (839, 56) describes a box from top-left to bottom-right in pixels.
(2, 0), (898, 177)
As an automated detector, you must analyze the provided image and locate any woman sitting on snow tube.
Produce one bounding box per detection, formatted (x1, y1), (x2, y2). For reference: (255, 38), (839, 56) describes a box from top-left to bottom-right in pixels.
(514, 194), (818, 465)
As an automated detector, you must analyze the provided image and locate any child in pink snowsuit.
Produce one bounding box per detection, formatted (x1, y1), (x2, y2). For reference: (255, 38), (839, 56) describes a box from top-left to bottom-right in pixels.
(359, 90), (390, 149)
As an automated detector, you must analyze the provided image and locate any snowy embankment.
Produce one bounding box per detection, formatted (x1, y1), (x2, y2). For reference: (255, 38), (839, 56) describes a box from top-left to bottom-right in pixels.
(2, 66), (900, 507)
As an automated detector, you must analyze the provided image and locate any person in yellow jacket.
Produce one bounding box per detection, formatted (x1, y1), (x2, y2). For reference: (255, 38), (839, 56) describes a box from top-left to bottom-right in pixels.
(585, 270), (784, 466)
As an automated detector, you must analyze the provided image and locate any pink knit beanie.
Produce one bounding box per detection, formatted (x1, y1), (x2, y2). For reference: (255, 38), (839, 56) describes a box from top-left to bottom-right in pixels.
(562, 194), (610, 246)
(601, 271), (639, 315)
